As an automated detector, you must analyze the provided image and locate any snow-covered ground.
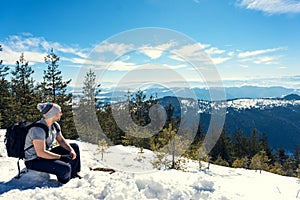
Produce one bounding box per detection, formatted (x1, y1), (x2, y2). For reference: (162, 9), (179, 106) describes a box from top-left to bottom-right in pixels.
(0, 130), (299, 200)
(196, 98), (300, 112)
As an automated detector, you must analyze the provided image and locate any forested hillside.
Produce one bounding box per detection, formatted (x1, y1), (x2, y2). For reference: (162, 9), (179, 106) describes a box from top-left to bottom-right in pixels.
(0, 47), (299, 178)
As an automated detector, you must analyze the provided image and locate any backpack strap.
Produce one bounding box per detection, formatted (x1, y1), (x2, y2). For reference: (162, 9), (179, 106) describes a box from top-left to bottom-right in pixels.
(24, 123), (50, 152)
(33, 123), (49, 138)
(16, 159), (26, 179)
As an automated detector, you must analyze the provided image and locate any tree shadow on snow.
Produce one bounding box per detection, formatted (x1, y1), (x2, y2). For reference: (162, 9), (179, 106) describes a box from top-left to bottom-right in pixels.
(0, 168), (62, 195)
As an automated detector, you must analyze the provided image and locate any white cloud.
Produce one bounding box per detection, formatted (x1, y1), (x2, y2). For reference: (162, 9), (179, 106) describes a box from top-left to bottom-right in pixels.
(140, 63), (187, 70)
(107, 60), (138, 71)
(237, 47), (286, 65)
(61, 57), (88, 65)
(173, 42), (209, 57)
(107, 62), (186, 71)
(172, 43), (234, 65)
(227, 52), (235, 57)
(140, 41), (176, 59)
(93, 41), (134, 57)
(0, 34), (88, 65)
(205, 47), (226, 55)
(211, 57), (231, 65)
(240, 64), (249, 68)
(140, 49), (164, 60)
(168, 54), (186, 62)
(238, 0), (300, 14)
(253, 56), (279, 65)
(279, 65), (288, 69)
(240, 55), (282, 65)
(237, 47), (285, 58)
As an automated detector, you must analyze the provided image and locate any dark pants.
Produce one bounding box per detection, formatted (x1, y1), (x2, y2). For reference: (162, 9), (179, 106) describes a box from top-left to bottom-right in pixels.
(25, 143), (81, 184)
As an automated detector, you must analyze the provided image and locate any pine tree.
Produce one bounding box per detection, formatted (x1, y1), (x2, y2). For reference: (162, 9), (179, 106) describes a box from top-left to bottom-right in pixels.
(151, 151), (168, 170)
(74, 68), (106, 144)
(0, 45), (9, 79)
(283, 157), (294, 176)
(43, 49), (71, 101)
(250, 150), (270, 173)
(10, 53), (37, 121)
(97, 105), (123, 144)
(231, 129), (249, 159)
(214, 155), (229, 167)
(296, 164), (300, 178)
(43, 49), (76, 139)
(249, 128), (261, 157)
(210, 127), (231, 164)
(269, 162), (285, 176)
(259, 133), (273, 162)
(0, 45), (13, 127)
(160, 123), (189, 170)
(293, 146), (300, 174)
(232, 157), (249, 169)
(196, 146), (211, 170)
(122, 124), (152, 152)
(120, 89), (164, 149)
(275, 148), (288, 166)
(82, 69), (101, 105)
(95, 139), (109, 161)
(130, 89), (148, 126)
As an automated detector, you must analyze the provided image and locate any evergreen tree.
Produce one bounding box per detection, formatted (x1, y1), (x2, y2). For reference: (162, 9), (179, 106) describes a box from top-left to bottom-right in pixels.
(161, 123), (188, 169)
(42, 49), (76, 139)
(82, 69), (101, 106)
(97, 105), (123, 144)
(249, 128), (261, 157)
(232, 157), (249, 169)
(293, 146), (300, 173)
(0, 45), (13, 127)
(0, 45), (9, 79)
(296, 164), (300, 178)
(151, 151), (168, 170)
(165, 104), (176, 125)
(121, 124), (152, 152)
(10, 53), (37, 121)
(150, 122), (188, 170)
(74, 68), (102, 143)
(283, 157), (294, 176)
(43, 49), (71, 101)
(259, 133), (273, 163)
(130, 89), (148, 126)
(250, 150), (270, 173)
(269, 162), (285, 176)
(120, 89), (166, 149)
(231, 129), (249, 159)
(95, 139), (109, 161)
(214, 155), (229, 167)
(210, 127), (231, 164)
(275, 148), (288, 166)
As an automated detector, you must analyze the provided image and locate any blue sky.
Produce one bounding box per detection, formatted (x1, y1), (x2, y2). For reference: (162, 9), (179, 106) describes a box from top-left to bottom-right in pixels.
(0, 0), (300, 89)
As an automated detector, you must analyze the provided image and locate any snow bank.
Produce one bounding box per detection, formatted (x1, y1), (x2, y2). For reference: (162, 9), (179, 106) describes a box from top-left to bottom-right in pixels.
(0, 130), (299, 200)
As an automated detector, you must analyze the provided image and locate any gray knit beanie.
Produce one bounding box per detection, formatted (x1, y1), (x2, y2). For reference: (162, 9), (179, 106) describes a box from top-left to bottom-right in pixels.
(37, 102), (61, 118)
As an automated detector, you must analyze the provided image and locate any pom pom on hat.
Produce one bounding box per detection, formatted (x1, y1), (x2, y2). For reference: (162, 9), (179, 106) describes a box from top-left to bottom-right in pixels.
(37, 102), (61, 118)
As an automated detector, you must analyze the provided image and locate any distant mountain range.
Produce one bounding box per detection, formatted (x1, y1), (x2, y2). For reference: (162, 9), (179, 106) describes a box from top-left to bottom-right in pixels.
(95, 85), (300, 103)
(157, 94), (300, 152)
